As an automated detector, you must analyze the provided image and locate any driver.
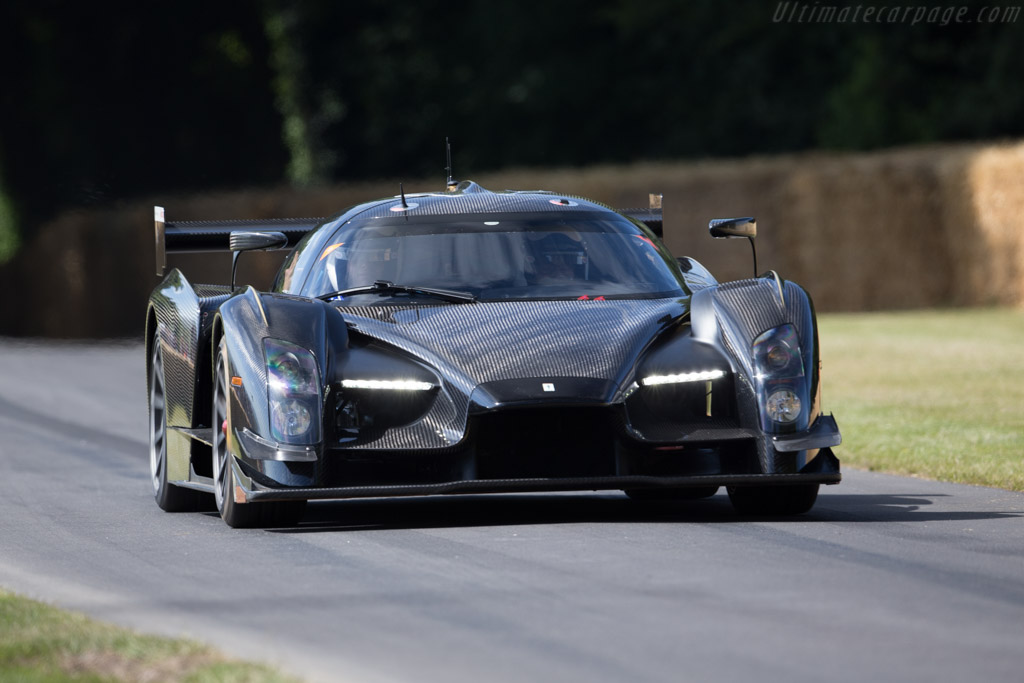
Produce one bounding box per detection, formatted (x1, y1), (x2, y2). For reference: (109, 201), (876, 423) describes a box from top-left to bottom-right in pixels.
(527, 232), (583, 284)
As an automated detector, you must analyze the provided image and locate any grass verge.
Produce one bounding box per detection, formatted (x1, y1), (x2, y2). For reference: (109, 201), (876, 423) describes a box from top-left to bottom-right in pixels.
(818, 308), (1024, 490)
(0, 589), (297, 683)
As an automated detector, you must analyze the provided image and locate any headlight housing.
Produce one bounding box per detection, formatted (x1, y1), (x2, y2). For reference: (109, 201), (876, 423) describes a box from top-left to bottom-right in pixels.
(264, 338), (322, 445)
(751, 324), (808, 433)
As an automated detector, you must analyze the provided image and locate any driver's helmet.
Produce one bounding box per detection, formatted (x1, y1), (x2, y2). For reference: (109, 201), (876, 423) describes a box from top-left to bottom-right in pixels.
(529, 232), (582, 281)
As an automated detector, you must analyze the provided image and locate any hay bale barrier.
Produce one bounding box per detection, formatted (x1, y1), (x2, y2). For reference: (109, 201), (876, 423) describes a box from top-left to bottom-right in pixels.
(2, 141), (1023, 338)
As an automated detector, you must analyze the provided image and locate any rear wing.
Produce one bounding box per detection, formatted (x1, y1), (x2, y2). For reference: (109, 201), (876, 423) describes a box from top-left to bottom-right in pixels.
(154, 206), (324, 276)
(155, 193), (664, 276)
(618, 193), (663, 238)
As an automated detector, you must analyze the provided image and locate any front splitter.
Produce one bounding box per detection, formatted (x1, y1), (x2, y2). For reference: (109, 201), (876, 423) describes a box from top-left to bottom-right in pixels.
(241, 471), (841, 503)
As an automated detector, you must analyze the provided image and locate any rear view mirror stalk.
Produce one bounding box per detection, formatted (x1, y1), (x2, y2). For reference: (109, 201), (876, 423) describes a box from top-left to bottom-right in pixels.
(709, 217), (757, 277)
(229, 231), (289, 291)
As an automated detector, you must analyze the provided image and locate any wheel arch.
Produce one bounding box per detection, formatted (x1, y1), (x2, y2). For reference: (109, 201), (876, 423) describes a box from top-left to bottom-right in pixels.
(214, 290), (341, 445)
(691, 276), (825, 474)
(145, 304), (159, 408)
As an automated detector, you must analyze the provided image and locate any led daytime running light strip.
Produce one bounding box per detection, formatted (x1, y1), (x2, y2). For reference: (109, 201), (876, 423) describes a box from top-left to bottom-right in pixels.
(341, 379), (434, 391)
(641, 369), (725, 386)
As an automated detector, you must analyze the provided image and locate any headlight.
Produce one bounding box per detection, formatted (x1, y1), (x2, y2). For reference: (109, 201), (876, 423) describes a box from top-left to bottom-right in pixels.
(340, 378), (435, 391)
(271, 398), (313, 438)
(751, 324), (807, 432)
(641, 369), (725, 386)
(765, 389), (801, 423)
(264, 338), (322, 444)
(765, 344), (792, 371)
(752, 324), (804, 380)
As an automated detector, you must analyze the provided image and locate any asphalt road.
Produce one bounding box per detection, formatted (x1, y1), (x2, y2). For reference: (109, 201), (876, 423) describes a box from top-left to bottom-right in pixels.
(1, 339), (1022, 683)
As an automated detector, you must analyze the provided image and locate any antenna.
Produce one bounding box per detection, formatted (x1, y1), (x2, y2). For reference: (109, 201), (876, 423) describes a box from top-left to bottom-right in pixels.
(400, 182), (409, 209)
(445, 137), (456, 189)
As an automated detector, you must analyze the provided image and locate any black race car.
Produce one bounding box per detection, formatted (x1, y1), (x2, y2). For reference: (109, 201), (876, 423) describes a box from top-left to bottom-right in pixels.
(147, 180), (841, 527)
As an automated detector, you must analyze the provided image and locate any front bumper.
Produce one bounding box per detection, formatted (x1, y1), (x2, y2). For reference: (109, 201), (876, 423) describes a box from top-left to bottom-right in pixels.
(771, 414), (842, 452)
(234, 448), (841, 503)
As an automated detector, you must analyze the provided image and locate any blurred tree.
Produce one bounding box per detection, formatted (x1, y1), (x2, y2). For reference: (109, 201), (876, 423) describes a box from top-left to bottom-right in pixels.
(2, 0), (1024, 255)
(0, 154), (17, 264)
(0, 1), (286, 238)
(818, 13), (1024, 149)
(263, 2), (335, 186)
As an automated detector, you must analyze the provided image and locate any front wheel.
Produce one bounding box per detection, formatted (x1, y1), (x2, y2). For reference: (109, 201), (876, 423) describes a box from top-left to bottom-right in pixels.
(213, 339), (305, 528)
(726, 484), (819, 516)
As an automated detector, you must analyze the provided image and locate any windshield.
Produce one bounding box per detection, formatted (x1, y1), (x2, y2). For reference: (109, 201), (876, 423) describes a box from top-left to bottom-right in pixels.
(300, 212), (684, 302)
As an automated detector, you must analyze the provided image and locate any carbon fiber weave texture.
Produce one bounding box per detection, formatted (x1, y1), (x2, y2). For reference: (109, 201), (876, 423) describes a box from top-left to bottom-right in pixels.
(712, 279), (811, 360)
(333, 298), (685, 450)
(336, 298), (685, 389)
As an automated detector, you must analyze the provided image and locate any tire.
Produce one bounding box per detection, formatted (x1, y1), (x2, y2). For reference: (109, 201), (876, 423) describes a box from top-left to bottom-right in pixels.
(149, 333), (209, 512)
(213, 339), (306, 528)
(624, 486), (719, 501)
(726, 484), (819, 516)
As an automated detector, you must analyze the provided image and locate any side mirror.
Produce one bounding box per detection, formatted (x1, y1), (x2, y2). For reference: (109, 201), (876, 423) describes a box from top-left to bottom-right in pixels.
(230, 231), (288, 291)
(230, 231), (288, 252)
(708, 217), (758, 277)
(708, 217), (756, 239)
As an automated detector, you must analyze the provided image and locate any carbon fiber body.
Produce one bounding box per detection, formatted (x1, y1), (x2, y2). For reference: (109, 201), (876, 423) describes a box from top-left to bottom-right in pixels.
(146, 273), (230, 482)
(146, 183), (841, 508)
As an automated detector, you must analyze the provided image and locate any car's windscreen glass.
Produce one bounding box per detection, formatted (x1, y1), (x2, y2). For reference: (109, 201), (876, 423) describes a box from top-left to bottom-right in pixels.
(301, 213), (683, 302)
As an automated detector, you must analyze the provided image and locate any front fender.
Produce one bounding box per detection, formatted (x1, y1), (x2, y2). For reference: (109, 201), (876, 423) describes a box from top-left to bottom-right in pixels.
(215, 289), (349, 476)
(698, 276), (835, 472)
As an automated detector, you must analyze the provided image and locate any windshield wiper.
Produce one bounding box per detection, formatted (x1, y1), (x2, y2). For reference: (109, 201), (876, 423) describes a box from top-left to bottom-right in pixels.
(317, 280), (477, 304)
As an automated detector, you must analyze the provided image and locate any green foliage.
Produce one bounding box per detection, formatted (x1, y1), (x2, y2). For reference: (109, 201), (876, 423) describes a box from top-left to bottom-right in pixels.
(0, 590), (296, 682)
(264, 5), (324, 186)
(2, 0), (1024, 243)
(819, 309), (1024, 491)
(0, 179), (18, 264)
(0, 2), (287, 233)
